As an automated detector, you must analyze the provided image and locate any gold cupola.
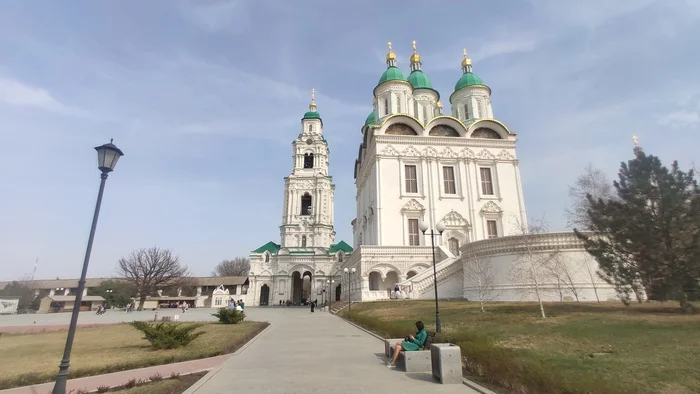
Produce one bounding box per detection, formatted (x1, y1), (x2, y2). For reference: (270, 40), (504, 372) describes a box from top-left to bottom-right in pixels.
(409, 40), (422, 72)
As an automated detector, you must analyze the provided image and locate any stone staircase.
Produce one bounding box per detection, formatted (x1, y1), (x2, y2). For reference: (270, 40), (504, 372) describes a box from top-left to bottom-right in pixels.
(330, 301), (352, 314)
(398, 246), (463, 299)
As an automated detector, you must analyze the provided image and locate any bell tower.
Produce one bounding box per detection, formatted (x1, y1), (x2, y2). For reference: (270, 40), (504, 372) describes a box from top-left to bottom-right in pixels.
(280, 89), (336, 250)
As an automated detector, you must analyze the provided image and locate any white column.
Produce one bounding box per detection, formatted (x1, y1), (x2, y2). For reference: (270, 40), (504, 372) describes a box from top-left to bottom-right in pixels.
(375, 158), (382, 245)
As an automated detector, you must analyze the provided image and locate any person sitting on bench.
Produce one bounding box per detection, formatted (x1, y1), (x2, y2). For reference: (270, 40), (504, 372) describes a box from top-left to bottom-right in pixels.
(387, 320), (427, 368)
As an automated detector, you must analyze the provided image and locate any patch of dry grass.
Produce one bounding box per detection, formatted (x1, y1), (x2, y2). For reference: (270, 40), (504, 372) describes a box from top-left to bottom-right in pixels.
(345, 301), (700, 394)
(0, 321), (267, 389)
(107, 372), (207, 394)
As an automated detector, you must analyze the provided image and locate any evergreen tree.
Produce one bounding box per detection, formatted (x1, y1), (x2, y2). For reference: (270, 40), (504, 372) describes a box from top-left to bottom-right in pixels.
(575, 148), (700, 312)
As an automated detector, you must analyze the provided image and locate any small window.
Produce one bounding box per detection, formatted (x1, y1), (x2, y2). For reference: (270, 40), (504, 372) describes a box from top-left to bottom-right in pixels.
(338, 253), (344, 263)
(405, 165), (418, 193)
(265, 253), (270, 263)
(384, 99), (390, 116)
(301, 236), (307, 247)
(449, 238), (460, 256)
(304, 153), (314, 169)
(308, 124), (313, 132)
(414, 101), (419, 117)
(423, 106), (427, 123)
(408, 219), (420, 246)
(397, 96), (401, 113)
(480, 168), (494, 195)
(443, 166), (456, 194)
(464, 104), (469, 120)
(487, 220), (498, 238)
(301, 193), (312, 215)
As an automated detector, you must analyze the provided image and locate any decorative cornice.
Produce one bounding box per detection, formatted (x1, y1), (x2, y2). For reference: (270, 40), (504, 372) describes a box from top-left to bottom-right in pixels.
(376, 135), (515, 149)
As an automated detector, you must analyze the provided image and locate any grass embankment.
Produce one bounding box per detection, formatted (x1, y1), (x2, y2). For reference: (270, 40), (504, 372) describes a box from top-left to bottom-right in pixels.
(107, 372), (207, 394)
(341, 301), (700, 394)
(0, 321), (268, 390)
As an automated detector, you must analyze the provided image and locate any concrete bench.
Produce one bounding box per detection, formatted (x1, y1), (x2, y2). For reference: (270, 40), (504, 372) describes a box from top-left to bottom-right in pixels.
(384, 334), (436, 372)
(431, 343), (462, 384)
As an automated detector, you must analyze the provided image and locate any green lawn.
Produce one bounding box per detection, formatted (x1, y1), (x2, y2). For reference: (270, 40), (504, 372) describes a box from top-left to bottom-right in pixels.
(342, 301), (700, 394)
(0, 321), (267, 390)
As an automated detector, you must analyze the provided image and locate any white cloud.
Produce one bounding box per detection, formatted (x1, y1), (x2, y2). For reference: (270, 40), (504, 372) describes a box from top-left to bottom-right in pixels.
(0, 77), (83, 116)
(658, 109), (700, 127)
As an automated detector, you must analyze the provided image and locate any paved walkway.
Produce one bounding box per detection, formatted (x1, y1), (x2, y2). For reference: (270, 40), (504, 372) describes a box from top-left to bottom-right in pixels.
(184, 308), (479, 394)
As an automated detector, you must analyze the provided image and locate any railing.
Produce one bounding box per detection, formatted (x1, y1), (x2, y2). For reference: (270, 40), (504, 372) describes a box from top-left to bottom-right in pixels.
(398, 245), (460, 297)
(461, 231), (592, 257)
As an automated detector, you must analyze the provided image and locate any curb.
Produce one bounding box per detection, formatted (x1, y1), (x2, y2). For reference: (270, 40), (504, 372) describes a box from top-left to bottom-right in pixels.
(181, 323), (273, 394)
(335, 315), (497, 394)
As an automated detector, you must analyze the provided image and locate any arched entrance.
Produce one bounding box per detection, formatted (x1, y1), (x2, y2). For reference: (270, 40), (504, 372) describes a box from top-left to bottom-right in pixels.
(291, 271), (313, 305)
(335, 284), (342, 301)
(259, 284), (270, 306)
(407, 270), (417, 279)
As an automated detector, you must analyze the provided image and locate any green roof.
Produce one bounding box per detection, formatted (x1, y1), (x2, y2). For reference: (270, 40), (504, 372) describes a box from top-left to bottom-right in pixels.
(364, 110), (377, 126)
(378, 66), (406, 85)
(302, 110), (321, 120)
(328, 241), (353, 254)
(454, 72), (484, 92)
(252, 241), (280, 254)
(408, 70), (433, 90)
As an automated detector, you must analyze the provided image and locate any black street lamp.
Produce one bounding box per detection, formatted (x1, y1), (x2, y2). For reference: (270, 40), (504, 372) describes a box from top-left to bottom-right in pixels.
(326, 279), (334, 310)
(419, 220), (446, 333)
(343, 267), (356, 313)
(52, 140), (123, 394)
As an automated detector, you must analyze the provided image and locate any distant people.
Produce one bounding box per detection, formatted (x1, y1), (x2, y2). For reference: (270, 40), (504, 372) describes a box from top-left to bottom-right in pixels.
(239, 299), (245, 309)
(387, 321), (427, 368)
(310, 300), (315, 313)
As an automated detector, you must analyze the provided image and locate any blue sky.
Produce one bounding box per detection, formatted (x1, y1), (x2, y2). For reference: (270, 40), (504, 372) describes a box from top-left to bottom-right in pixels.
(1, 0), (699, 281)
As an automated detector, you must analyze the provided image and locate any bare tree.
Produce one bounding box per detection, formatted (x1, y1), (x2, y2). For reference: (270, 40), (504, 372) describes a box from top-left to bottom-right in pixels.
(565, 164), (615, 230)
(116, 247), (189, 311)
(212, 257), (250, 277)
(576, 255), (600, 303)
(464, 253), (499, 312)
(546, 254), (581, 302)
(509, 216), (556, 318)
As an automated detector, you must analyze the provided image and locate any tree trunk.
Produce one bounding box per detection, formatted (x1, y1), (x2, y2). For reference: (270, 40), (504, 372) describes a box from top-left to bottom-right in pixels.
(479, 296), (485, 313)
(138, 294), (147, 311)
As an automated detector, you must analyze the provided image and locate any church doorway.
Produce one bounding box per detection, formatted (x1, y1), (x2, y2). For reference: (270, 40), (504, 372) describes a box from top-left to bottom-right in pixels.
(259, 284), (270, 306)
(335, 284), (342, 301)
(291, 271), (313, 305)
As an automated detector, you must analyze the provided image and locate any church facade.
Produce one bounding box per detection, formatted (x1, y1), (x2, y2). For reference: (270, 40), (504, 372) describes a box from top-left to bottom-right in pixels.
(246, 93), (351, 306)
(338, 42), (617, 303)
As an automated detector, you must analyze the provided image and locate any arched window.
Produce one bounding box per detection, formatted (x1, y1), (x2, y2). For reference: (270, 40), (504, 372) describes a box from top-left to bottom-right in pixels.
(384, 99), (389, 116)
(301, 193), (312, 215)
(308, 124), (313, 132)
(338, 252), (344, 263)
(448, 238), (460, 256)
(464, 104), (469, 120)
(301, 236), (307, 247)
(265, 253), (270, 263)
(396, 96), (401, 113)
(304, 153), (314, 169)
(423, 106), (428, 123)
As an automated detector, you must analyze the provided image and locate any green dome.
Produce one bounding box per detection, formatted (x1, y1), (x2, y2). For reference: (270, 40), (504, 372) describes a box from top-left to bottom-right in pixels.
(408, 70), (433, 90)
(303, 110), (321, 120)
(378, 66), (406, 85)
(454, 72), (484, 91)
(364, 110), (377, 126)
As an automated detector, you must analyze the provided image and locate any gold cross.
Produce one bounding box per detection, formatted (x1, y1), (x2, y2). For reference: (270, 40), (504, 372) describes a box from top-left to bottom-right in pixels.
(387, 41), (393, 51)
(632, 135), (639, 146)
(411, 40), (417, 52)
(463, 48), (468, 58)
(310, 88), (316, 102)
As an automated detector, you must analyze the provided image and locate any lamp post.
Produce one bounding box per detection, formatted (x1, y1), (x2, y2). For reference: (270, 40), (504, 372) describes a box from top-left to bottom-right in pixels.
(343, 268), (356, 313)
(419, 220), (446, 333)
(52, 140), (123, 394)
(326, 279), (334, 311)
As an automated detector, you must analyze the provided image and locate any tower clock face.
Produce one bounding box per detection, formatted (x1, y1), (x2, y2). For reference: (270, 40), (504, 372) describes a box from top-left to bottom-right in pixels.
(306, 139), (313, 145)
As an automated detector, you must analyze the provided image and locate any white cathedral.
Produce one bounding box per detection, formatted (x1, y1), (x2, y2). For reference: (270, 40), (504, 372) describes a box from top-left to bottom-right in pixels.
(245, 42), (616, 306)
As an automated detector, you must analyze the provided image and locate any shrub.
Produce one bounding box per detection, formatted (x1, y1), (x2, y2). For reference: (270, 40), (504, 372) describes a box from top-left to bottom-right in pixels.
(129, 321), (204, 349)
(212, 307), (246, 324)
